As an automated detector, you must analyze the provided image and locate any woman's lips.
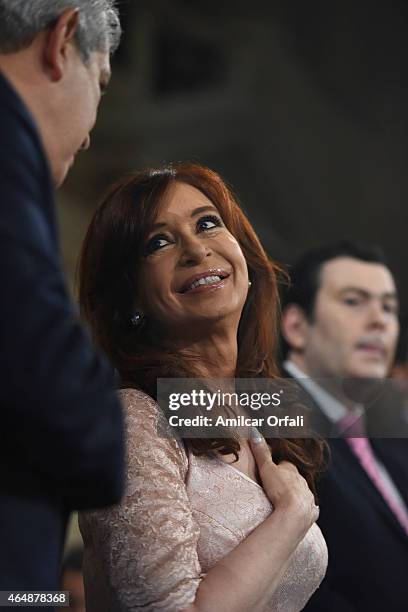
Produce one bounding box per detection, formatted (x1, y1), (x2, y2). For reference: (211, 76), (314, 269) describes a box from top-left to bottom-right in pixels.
(178, 270), (230, 293)
(181, 276), (229, 295)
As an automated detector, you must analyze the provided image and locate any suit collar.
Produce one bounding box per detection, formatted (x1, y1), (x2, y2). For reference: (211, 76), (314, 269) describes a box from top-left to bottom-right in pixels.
(282, 363), (334, 437)
(0, 70), (41, 143)
(0, 69), (57, 249)
(283, 360), (366, 431)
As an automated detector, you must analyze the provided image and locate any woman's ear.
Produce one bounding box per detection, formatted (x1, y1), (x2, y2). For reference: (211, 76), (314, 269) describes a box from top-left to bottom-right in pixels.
(281, 303), (309, 352)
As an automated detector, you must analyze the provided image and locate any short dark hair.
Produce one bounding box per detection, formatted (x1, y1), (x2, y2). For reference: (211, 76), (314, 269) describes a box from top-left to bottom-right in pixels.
(283, 240), (389, 318)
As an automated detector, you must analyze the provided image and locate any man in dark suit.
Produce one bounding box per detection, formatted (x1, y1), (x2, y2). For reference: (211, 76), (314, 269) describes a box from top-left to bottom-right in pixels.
(0, 0), (125, 599)
(281, 242), (408, 611)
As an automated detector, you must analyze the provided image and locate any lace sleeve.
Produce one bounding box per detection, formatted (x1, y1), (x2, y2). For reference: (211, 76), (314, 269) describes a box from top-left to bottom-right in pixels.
(79, 388), (203, 611)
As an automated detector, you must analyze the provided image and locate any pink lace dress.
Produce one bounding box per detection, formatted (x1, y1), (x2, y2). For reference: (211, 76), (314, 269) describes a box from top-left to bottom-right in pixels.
(79, 389), (327, 611)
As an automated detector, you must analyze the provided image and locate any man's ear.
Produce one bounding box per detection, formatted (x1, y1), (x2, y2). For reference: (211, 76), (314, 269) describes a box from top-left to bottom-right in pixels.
(43, 8), (80, 82)
(281, 303), (309, 352)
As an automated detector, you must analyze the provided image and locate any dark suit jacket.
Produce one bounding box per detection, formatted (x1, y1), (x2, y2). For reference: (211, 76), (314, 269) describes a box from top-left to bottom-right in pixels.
(282, 369), (408, 611)
(0, 71), (125, 596)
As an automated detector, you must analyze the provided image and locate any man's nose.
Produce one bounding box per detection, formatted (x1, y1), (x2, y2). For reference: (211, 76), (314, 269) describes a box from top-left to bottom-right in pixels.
(367, 299), (387, 328)
(80, 135), (91, 151)
(179, 235), (211, 266)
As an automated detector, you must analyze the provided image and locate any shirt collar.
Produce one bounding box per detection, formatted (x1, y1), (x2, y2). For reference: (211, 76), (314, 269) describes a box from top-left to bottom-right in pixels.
(283, 359), (365, 425)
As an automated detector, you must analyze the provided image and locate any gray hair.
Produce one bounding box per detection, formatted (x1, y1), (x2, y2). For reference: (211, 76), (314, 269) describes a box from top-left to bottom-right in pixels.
(0, 0), (121, 61)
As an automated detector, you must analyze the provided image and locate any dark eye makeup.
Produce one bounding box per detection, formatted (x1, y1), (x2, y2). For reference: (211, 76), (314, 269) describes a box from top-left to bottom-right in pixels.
(143, 234), (171, 256)
(143, 214), (223, 256)
(196, 214), (223, 232)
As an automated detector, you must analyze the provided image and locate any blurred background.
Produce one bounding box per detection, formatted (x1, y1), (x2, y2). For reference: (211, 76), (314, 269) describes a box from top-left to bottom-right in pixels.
(61, 0), (408, 549)
(59, 0), (408, 314)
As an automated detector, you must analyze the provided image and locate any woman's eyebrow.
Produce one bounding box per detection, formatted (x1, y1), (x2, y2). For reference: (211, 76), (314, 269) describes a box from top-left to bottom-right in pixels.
(150, 205), (218, 231)
(190, 205), (218, 217)
(150, 221), (167, 231)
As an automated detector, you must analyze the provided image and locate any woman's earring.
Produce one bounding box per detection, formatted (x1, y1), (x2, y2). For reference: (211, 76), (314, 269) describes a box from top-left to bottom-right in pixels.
(130, 312), (144, 327)
(248, 280), (252, 288)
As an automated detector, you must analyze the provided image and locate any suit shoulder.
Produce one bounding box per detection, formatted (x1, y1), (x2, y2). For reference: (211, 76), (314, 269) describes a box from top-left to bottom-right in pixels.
(0, 83), (51, 189)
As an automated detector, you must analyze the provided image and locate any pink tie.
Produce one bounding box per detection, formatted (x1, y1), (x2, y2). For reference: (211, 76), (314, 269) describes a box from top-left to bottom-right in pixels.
(337, 412), (408, 536)
(347, 436), (408, 536)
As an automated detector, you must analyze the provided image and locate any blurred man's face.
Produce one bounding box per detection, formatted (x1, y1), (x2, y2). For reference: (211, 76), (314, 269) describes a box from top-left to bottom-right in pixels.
(53, 49), (111, 186)
(302, 257), (399, 379)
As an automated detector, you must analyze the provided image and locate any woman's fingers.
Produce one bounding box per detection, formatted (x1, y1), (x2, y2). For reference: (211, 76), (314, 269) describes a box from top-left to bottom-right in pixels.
(249, 426), (265, 445)
(278, 460), (299, 474)
(249, 430), (318, 530)
(249, 428), (276, 469)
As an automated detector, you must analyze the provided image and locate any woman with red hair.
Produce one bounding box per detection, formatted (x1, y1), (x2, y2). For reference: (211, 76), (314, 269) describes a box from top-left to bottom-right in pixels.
(78, 163), (327, 611)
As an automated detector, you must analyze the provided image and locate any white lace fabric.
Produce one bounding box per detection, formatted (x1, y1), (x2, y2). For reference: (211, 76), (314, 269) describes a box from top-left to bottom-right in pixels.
(79, 389), (328, 611)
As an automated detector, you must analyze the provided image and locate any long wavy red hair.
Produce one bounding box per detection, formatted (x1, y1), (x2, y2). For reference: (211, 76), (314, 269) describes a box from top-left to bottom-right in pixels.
(78, 163), (325, 494)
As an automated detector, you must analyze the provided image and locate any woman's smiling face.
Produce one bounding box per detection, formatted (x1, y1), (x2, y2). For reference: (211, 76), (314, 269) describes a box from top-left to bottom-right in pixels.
(137, 181), (249, 335)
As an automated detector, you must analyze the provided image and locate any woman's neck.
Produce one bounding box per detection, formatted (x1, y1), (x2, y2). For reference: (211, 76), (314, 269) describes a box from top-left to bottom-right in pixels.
(172, 328), (238, 378)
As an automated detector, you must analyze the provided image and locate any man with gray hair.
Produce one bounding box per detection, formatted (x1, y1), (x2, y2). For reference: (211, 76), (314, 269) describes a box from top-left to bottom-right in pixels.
(0, 1), (125, 600)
